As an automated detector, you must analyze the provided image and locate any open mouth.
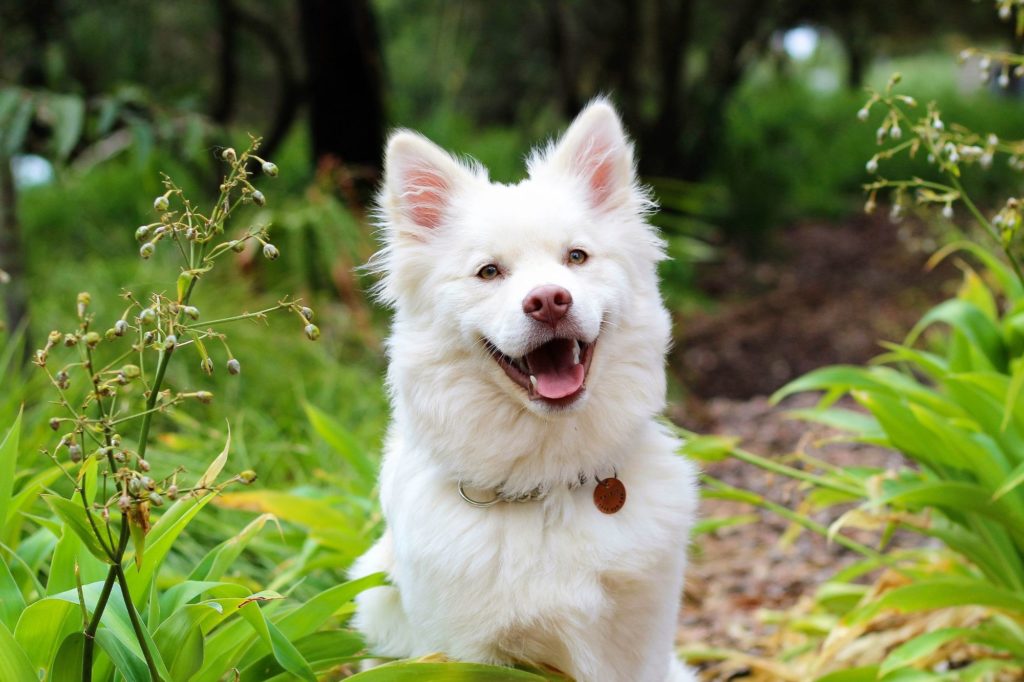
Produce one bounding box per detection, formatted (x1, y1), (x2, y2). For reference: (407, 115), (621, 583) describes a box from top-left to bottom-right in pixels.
(485, 336), (596, 406)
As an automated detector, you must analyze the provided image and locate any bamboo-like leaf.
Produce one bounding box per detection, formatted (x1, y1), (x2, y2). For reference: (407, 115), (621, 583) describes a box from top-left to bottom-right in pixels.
(42, 495), (112, 564)
(0, 411), (22, 540)
(678, 434), (739, 462)
(237, 598), (316, 682)
(879, 627), (973, 676)
(45, 93), (85, 161)
(14, 598), (79, 675)
(195, 424), (231, 490)
(50, 632), (86, 682)
(0, 557), (23, 633)
(304, 402), (377, 485)
(0, 620), (36, 682)
(241, 629), (364, 681)
(188, 512), (275, 582)
(94, 628), (150, 682)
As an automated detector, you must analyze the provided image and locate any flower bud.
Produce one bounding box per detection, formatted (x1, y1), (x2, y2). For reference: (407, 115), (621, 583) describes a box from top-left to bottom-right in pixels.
(122, 364), (141, 379)
(183, 306), (200, 320)
(68, 443), (83, 463)
(942, 204), (954, 219)
(239, 470), (258, 484)
(77, 292), (91, 317)
(304, 324), (320, 341)
(889, 125), (901, 140)
(251, 190), (266, 207)
(164, 334), (177, 351)
(866, 158), (879, 174)
(136, 225), (151, 242)
(140, 242), (155, 259)
(222, 147), (237, 162)
(999, 71), (1011, 89)
(138, 458), (151, 472)
(49, 418), (60, 431)
(154, 195), (170, 212)
(196, 391), (214, 404)
(231, 239), (246, 253)
(300, 306), (314, 322)
(64, 334), (78, 347)
(933, 118), (944, 131)
(856, 108), (869, 122)
(227, 358), (241, 375)
(141, 475), (155, 490)
(118, 495), (131, 512)
(47, 330), (61, 345)
(84, 331), (101, 348)
(148, 492), (164, 507)
(262, 243), (279, 260)
(114, 319), (129, 336)
(1000, 4), (1012, 20)
(166, 484), (178, 500)
(261, 161), (278, 177)
(56, 370), (69, 389)
(201, 357), (214, 375)
(139, 308), (157, 325)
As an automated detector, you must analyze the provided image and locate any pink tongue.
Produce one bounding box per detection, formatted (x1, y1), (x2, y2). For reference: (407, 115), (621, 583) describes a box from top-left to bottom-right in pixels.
(527, 339), (585, 399)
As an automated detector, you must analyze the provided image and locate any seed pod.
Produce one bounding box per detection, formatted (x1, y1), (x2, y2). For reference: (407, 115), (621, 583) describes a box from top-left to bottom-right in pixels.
(114, 319), (129, 336)
(136, 225), (151, 242)
(164, 334), (177, 351)
(201, 357), (214, 375)
(942, 204), (954, 219)
(856, 108), (869, 122)
(122, 364), (141, 379)
(140, 242), (155, 259)
(114, 450), (126, 463)
(139, 308), (157, 325)
(68, 443), (83, 463)
(63, 333), (78, 347)
(141, 476), (155, 490)
(303, 324), (320, 341)
(47, 330), (62, 345)
(56, 370), (70, 389)
(128, 478), (142, 495)
(84, 331), (101, 348)
(185, 227), (198, 241)
(239, 470), (258, 484)
(154, 195), (170, 212)
(166, 484), (178, 500)
(183, 306), (200, 320)
(148, 492), (164, 507)
(143, 331), (155, 345)
(231, 239), (246, 253)
(49, 418), (60, 431)
(251, 190), (266, 207)
(196, 391), (214, 404)
(118, 495), (131, 512)
(300, 306), (314, 322)
(111, 433), (122, 447)
(138, 458), (151, 472)
(889, 125), (902, 140)
(262, 243), (279, 260)
(227, 358), (241, 375)
(261, 161), (278, 177)
(222, 147), (237, 162)
(866, 158), (878, 174)
(77, 292), (91, 316)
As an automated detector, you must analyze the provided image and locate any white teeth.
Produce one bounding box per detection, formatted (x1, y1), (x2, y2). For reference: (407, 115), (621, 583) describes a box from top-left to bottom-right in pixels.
(529, 375), (537, 390)
(572, 340), (581, 365)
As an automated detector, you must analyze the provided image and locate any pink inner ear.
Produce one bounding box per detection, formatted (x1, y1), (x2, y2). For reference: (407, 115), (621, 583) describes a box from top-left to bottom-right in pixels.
(575, 138), (618, 209)
(401, 167), (449, 229)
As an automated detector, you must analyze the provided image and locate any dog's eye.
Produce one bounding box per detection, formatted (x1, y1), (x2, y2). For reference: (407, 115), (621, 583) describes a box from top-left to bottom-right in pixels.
(567, 249), (588, 265)
(477, 264), (500, 280)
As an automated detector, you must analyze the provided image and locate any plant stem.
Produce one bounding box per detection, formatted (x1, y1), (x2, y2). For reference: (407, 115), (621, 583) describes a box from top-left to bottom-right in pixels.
(115, 564), (161, 680)
(82, 566), (117, 680)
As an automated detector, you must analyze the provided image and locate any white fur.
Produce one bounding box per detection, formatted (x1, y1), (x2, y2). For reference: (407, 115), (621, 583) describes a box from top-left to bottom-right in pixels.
(351, 99), (699, 682)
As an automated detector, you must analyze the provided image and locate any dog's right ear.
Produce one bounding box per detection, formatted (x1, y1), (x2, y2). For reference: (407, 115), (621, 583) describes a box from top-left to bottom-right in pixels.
(383, 131), (470, 234)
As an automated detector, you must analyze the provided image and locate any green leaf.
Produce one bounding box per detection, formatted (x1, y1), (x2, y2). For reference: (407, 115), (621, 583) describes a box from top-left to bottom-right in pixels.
(195, 425), (231, 490)
(237, 598), (316, 682)
(51, 632), (85, 682)
(242, 629), (364, 681)
(347, 661), (550, 680)
(45, 94), (85, 161)
(993, 459), (1024, 501)
(1, 93), (33, 156)
(277, 572), (387, 641)
(130, 517), (146, 571)
(43, 494), (112, 564)
(167, 624), (204, 681)
(189, 512), (274, 582)
(927, 240), (1024, 301)
(94, 628), (150, 682)
(879, 627), (973, 676)
(678, 434), (739, 462)
(0, 411), (22, 541)
(906, 299), (1006, 371)
(849, 578), (1024, 625)
(14, 598), (80, 675)
(0, 620), (36, 682)
(124, 491), (217, 602)
(304, 402), (377, 485)
(815, 666), (880, 682)
(0, 557), (24, 633)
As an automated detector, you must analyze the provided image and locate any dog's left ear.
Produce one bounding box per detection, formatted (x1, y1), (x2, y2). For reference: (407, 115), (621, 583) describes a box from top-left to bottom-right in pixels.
(546, 99), (635, 212)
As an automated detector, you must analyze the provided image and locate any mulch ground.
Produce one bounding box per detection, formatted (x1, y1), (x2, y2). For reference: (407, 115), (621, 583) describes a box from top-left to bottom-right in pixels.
(668, 215), (961, 674)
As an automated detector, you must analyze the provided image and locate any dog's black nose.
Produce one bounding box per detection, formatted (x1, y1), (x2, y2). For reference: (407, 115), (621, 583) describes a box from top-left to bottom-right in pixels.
(522, 285), (573, 327)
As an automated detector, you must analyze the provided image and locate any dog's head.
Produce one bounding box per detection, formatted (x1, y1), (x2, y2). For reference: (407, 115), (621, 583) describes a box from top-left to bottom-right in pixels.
(371, 100), (669, 421)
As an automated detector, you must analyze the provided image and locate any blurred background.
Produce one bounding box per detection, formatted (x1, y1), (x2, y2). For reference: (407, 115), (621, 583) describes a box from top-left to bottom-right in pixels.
(2, 0), (1024, 662)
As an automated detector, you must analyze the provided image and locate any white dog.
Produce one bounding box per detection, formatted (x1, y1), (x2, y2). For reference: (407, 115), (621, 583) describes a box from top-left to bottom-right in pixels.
(350, 99), (699, 682)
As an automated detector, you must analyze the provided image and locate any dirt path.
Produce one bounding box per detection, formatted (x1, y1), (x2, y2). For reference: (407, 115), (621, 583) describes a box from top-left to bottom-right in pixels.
(670, 216), (958, 676)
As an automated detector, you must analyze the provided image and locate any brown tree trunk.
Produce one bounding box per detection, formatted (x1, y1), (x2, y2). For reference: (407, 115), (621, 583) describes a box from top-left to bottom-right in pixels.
(0, 158), (28, 344)
(298, 0), (386, 205)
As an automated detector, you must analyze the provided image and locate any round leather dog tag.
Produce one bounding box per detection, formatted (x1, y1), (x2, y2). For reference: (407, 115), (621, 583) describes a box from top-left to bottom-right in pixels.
(593, 477), (626, 514)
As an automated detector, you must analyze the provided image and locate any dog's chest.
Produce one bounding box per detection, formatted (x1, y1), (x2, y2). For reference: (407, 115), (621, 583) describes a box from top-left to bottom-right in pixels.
(382, 450), (697, 637)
